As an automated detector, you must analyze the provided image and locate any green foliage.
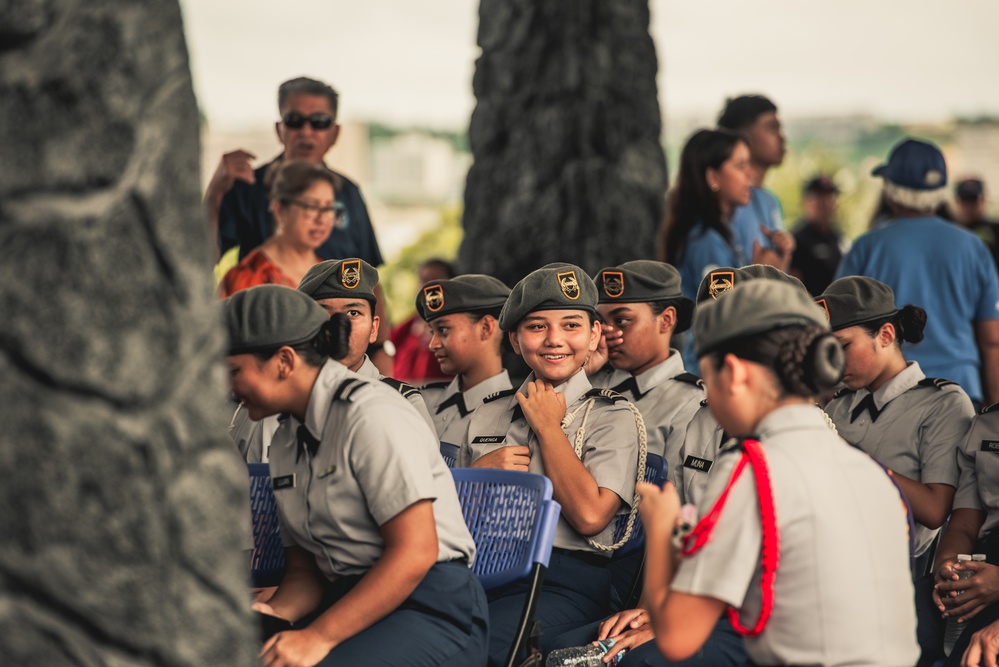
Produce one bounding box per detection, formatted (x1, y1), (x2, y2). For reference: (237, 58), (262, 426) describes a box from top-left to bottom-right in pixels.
(380, 204), (464, 324)
(368, 122), (469, 153)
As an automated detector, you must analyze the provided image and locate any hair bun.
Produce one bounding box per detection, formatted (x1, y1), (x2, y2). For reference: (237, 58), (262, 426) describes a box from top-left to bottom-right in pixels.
(776, 327), (844, 397)
(805, 332), (845, 392)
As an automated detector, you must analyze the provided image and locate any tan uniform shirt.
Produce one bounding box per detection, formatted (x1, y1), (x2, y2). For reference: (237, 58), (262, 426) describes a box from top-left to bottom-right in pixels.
(672, 405), (919, 667)
(459, 370), (640, 554)
(270, 360), (474, 579)
(955, 407), (999, 537)
(590, 351), (703, 484)
(357, 355), (436, 432)
(825, 361), (973, 555)
(421, 370), (514, 446)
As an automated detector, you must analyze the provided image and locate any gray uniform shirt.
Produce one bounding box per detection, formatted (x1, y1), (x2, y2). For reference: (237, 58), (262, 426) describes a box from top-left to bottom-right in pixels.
(672, 405), (919, 667)
(421, 370), (514, 446)
(955, 408), (999, 537)
(675, 403), (727, 506)
(269, 360), (475, 579)
(458, 370), (640, 554)
(357, 355), (437, 432)
(590, 351), (703, 484)
(825, 361), (973, 555)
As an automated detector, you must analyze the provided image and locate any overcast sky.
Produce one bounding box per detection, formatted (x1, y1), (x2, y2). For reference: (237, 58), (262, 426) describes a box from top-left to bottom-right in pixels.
(179, 0), (999, 131)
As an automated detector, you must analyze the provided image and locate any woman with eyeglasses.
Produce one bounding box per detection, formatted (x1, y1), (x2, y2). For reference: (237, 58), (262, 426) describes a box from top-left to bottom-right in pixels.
(219, 160), (339, 298)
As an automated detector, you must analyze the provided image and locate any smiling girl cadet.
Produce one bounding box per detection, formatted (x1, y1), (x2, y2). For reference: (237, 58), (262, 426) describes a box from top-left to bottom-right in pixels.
(457, 263), (644, 666)
(415, 274), (513, 447)
(223, 285), (487, 666)
(638, 279), (918, 667)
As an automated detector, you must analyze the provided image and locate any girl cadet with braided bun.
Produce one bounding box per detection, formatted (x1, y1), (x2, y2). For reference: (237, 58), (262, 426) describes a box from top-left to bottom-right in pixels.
(819, 276), (974, 561)
(639, 279), (919, 667)
(553, 266), (809, 667)
(456, 263), (645, 666)
(222, 285), (487, 666)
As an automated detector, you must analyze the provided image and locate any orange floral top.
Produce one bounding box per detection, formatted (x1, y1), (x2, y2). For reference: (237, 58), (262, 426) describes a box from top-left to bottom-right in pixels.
(218, 248), (320, 298)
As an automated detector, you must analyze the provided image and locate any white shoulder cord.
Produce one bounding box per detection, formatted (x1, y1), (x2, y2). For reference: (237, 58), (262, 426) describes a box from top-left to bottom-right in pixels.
(818, 404), (838, 435)
(561, 396), (648, 552)
(227, 403), (244, 435)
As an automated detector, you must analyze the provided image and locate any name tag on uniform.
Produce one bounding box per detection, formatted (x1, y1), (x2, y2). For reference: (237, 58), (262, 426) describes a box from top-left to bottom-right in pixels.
(683, 455), (713, 472)
(472, 436), (505, 444)
(981, 440), (999, 453)
(272, 474), (296, 490)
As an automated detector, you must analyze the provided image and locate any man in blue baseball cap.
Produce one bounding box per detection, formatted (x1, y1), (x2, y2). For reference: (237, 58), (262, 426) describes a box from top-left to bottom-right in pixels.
(836, 138), (999, 408)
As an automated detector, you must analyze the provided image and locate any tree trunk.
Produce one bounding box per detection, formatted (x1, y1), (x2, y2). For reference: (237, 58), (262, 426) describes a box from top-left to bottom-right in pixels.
(0, 2), (256, 664)
(460, 0), (667, 287)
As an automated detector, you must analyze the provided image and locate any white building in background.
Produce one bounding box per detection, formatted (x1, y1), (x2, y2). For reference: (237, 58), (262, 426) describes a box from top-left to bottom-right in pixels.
(369, 132), (471, 205)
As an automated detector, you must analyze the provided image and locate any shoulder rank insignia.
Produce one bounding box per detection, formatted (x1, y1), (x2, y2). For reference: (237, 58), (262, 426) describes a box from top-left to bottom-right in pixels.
(918, 377), (958, 390)
(380, 377), (420, 399)
(332, 378), (367, 403)
(483, 388), (516, 404)
(420, 380), (451, 390)
(585, 388), (628, 402)
(673, 372), (705, 389)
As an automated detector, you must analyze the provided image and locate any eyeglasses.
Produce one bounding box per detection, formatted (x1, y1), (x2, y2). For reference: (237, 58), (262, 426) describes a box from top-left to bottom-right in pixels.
(281, 112), (334, 130)
(288, 199), (346, 222)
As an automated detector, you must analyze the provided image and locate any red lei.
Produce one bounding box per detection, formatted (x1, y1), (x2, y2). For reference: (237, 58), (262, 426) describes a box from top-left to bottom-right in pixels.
(680, 439), (779, 637)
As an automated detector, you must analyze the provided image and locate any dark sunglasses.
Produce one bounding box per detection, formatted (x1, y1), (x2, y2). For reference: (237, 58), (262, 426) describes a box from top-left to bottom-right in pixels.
(281, 112), (334, 130)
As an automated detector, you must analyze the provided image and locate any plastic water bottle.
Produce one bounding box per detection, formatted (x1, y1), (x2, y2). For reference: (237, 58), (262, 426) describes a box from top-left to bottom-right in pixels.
(546, 638), (626, 666)
(943, 554), (976, 656)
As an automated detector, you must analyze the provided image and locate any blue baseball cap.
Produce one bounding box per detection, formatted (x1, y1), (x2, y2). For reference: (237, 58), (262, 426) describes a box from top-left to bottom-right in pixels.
(871, 138), (947, 191)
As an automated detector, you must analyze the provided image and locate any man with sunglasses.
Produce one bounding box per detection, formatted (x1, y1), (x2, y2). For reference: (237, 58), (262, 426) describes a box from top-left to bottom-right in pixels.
(206, 77), (383, 269)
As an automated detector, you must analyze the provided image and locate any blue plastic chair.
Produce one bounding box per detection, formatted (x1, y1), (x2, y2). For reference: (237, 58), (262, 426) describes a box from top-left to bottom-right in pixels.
(440, 441), (459, 468)
(248, 463), (286, 587)
(451, 468), (561, 667)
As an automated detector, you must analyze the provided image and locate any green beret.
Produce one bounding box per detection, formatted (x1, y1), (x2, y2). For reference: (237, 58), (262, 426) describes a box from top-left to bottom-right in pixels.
(298, 258), (379, 305)
(224, 284), (329, 355)
(695, 264), (807, 304)
(594, 260), (694, 333)
(416, 274), (511, 322)
(498, 262), (597, 331)
(816, 276), (899, 331)
(694, 279), (829, 358)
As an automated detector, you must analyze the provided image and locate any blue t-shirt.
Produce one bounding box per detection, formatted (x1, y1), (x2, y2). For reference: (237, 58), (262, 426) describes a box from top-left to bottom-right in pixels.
(730, 187), (784, 259)
(217, 157), (384, 266)
(836, 216), (999, 402)
(676, 223), (740, 371)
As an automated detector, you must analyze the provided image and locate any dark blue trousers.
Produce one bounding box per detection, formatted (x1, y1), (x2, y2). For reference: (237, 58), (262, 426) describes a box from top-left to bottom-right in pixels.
(548, 615), (749, 666)
(488, 551), (613, 667)
(311, 561), (489, 666)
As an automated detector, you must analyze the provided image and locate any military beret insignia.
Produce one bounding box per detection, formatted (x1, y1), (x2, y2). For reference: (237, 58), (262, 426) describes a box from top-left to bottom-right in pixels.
(601, 271), (624, 298)
(558, 271), (580, 300)
(708, 271), (734, 300)
(423, 284), (445, 312)
(341, 259), (361, 288)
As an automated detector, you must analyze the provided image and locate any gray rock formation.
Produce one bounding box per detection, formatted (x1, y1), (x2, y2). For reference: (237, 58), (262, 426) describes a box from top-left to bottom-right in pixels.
(0, 2), (257, 664)
(460, 0), (668, 286)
